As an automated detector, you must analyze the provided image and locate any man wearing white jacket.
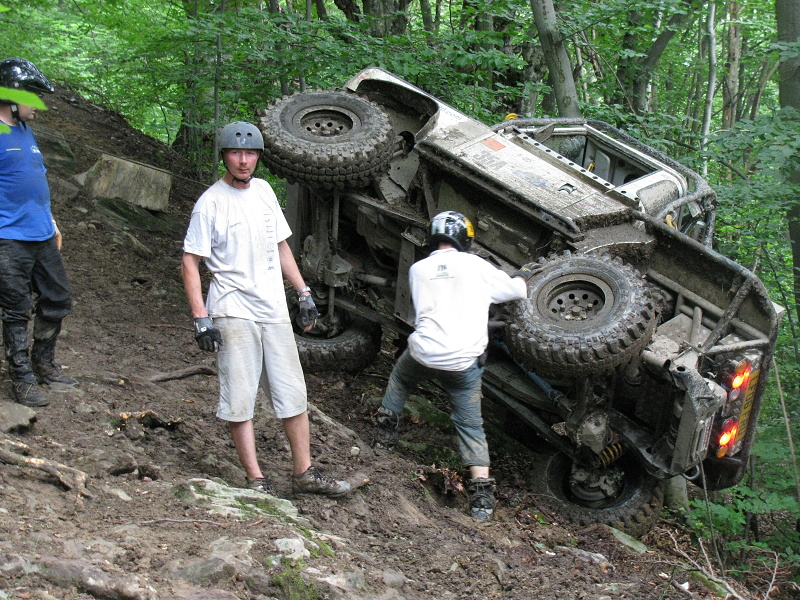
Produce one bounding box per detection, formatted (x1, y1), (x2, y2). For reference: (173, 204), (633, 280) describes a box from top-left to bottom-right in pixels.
(374, 211), (529, 521)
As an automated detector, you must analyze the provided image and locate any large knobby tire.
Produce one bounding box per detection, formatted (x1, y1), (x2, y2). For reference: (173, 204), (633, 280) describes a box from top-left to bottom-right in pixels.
(294, 315), (383, 374)
(258, 90), (394, 189)
(504, 253), (656, 378)
(534, 451), (665, 538)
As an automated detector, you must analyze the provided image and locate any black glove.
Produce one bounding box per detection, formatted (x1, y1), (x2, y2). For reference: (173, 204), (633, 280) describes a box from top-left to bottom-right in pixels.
(297, 292), (319, 330)
(512, 264), (538, 281)
(194, 317), (223, 352)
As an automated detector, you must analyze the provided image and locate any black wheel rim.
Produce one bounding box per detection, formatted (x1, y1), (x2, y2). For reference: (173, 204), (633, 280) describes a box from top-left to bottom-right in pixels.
(294, 106), (359, 138)
(537, 273), (614, 324)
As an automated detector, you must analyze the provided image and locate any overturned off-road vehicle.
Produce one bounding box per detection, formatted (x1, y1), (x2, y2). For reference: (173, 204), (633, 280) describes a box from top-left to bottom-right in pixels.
(258, 68), (781, 536)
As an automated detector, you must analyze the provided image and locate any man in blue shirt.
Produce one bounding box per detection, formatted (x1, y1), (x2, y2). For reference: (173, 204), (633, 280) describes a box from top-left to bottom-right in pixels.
(0, 58), (75, 407)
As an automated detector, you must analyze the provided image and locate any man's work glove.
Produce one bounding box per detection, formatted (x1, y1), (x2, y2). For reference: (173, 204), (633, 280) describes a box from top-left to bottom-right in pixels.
(296, 290), (319, 331)
(512, 263), (539, 282)
(194, 317), (223, 352)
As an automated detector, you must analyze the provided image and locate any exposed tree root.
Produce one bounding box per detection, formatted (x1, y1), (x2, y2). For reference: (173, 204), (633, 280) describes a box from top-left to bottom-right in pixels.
(147, 364), (216, 382)
(0, 438), (93, 499)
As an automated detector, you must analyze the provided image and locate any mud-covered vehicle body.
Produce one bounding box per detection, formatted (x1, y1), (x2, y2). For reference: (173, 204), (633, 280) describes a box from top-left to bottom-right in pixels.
(258, 68), (781, 535)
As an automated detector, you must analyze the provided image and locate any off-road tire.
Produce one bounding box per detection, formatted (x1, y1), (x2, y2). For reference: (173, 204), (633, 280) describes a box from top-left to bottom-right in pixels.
(258, 90), (394, 188)
(294, 316), (383, 374)
(534, 451), (665, 538)
(504, 253), (657, 378)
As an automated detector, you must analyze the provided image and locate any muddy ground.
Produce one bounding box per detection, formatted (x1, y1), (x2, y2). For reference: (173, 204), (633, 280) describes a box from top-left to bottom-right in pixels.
(0, 85), (779, 599)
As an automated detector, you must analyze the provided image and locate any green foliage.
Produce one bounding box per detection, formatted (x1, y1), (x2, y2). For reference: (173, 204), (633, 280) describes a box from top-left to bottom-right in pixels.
(709, 108), (800, 180)
(272, 559), (321, 600)
(688, 483), (800, 575)
(772, 39), (800, 62)
(0, 87), (47, 109)
(690, 488), (798, 539)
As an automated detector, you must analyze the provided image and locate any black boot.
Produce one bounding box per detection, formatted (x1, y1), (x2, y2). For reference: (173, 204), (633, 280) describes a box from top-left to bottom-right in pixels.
(371, 406), (400, 450)
(31, 318), (76, 386)
(468, 477), (497, 521)
(11, 381), (49, 407)
(2, 321), (49, 407)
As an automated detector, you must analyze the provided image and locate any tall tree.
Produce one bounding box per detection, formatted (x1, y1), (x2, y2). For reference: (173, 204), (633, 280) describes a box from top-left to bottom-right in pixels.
(700, 1), (717, 177)
(722, 1), (741, 128)
(613, 0), (698, 114)
(530, 0), (581, 117)
(777, 0), (800, 321)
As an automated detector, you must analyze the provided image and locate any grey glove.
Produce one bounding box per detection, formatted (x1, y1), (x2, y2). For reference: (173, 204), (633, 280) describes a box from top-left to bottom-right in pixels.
(194, 317), (223, 352)
(297, 292), (319, 330)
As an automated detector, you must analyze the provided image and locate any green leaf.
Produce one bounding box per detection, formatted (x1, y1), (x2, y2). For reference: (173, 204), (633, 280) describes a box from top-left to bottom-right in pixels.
(0, 87), (47, 110)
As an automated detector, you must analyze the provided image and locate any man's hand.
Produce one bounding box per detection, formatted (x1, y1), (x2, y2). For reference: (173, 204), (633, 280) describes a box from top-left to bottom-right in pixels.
(53, 220), (62, 250)
(194, 317), (223, 352)
(297, 292), (319, 332)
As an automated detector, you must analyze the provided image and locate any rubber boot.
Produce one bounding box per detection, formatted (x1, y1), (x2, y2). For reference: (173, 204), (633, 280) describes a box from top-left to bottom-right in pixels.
(31, 318), (77, 386)
(371, 406), (400, 450)
(468, 477), (497, 521)
(2, 321), (49, 407)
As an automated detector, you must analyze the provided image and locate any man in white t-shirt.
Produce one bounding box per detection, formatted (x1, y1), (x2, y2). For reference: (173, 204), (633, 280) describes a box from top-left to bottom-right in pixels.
(181, 121), (350, 498)
(374, 211), (530, 521)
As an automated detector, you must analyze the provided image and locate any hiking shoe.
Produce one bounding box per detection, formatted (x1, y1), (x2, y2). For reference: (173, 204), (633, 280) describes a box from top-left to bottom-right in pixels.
(245, 477), (275, 495)
(292, 466), (351, 498)
(10, 381), (49, 407)
(371, 406), (399, 450)
(468, 477), (497, 522)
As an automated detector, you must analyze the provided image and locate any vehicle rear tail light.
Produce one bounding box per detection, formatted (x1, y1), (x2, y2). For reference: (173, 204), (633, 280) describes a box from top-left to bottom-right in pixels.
(727, 359), (752, 402)
(716, 418), (739, 457)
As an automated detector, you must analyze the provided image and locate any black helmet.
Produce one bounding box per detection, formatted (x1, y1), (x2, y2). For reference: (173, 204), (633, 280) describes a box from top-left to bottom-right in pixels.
(219, 121), (264, 153)
(0, 57), (54, 95)
(428, 211), (475, 252)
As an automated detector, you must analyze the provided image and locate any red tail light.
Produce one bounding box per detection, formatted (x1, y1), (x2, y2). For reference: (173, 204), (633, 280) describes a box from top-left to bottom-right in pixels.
(731, 361), (751, 389)
(716, 418), (739, 457)
(727, 359), (752, 402)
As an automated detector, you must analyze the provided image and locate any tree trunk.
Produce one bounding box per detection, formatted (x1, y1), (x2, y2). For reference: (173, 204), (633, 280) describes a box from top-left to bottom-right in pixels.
(700, 1), (717, 177)
(776, 0), (800, 321)
(530, 0), (581, 118)
(613, 10), (641, 111)
(332, 0), (361, 22)
(631, 9), (697, 114)
(362, 0), (409, 36)
(173, 0), (215, 178)
(722, 1), (741, 129)
(212, 0), (225, 177)
(313, 0), (328, 19)
(614, 0), (697, 114)
(519, 40), (546, 116)
(689, 27), (706, 137)
(746, 58), (779, 119)
(419, 0), (434, 32)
